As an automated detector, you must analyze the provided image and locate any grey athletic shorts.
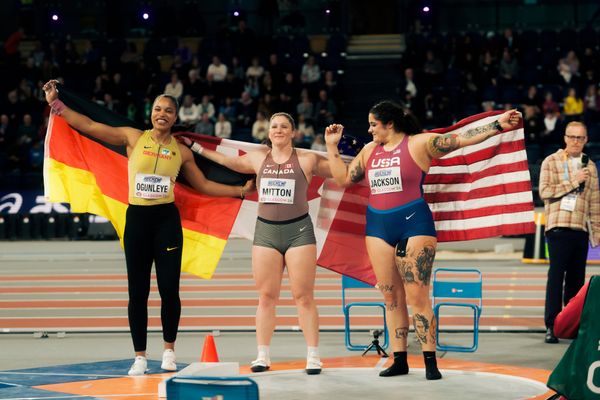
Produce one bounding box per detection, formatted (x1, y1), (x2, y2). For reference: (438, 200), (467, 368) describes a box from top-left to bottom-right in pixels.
(253, 213), (316, 254)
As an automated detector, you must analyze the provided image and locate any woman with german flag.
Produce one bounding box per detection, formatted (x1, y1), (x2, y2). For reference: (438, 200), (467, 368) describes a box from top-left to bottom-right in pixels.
(42, 79), (254, 376)
(184, 112), (331, 375)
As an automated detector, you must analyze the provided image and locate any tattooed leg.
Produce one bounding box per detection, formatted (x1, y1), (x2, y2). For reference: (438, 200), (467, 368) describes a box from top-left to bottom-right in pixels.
(413, 313), (430, 345)
(379, 326), (410, 377)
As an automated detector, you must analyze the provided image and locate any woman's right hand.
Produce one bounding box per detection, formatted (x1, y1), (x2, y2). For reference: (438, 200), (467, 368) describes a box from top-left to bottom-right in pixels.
(42, 80), (60, 103)
(324, 124), (344, 146)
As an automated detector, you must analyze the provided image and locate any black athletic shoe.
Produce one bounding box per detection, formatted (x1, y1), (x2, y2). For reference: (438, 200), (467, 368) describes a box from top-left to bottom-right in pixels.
(545, 328), (559, 344)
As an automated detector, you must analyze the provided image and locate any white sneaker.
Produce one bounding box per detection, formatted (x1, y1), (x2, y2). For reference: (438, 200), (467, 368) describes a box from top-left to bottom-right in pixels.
(250, 356), (271, 372)
(161, 349), (177, 371)
(305, 354), (322, 375)
(128, 356), (148, 376)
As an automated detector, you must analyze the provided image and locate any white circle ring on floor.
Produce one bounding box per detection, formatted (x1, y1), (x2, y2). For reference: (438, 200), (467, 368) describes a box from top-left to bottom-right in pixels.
(243, 368), (548, 400)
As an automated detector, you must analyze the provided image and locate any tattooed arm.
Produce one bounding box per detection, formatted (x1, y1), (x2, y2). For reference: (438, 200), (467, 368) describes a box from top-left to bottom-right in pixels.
(324, 123), (372, 187)
(425, 109), (521, 159)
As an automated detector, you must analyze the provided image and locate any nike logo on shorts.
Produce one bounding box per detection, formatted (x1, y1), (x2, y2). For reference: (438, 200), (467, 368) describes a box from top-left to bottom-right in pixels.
(166, 246), (179, 251)
(405, 212), (416, 220)
(299, 226), (307, 232)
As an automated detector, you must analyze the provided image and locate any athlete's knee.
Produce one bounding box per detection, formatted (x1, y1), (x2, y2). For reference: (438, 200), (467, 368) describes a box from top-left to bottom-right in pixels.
(407, 292), (432, 310)
(258, 291), (279, 307)
(292, 291), (315, 308)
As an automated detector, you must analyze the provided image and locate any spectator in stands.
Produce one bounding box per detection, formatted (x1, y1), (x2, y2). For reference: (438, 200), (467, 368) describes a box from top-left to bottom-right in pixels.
(230, 56), (246, 83)
(322, 71), (340, 102)
(563, 87), (584, 122)
(246, 56), (265, 80)
(207, 56), (228, 82)
(257, 93), (274, 118)
(260, 72), (276, 98)
(178, 95), (200, 128)
(214, 112), (232, 139)
(251, 111), (269, 143)
(281, 72), (300, 103)
(244, 76), (261, 99)
(498, 48), (519, 86)
(583, 84), (599, 124)
(296, 90), (314, 123)
(310, 133), (326, 151)
(183, 69), (203, 101)
(523, 105), (544, 144)
(301, 55), (321, 97)
(313, 89), (336, 130)
(543, 91), (560, 116)
(297, 114), (315, 147)
(28, 140), (44, 171)
(194, 112), (215, 136)
(522, 85), (542, 111)
(164, 72), (183, 102)
(542, 110), (562, 146)
(423, 50), (444, 88)
(236, 91), (257, 129)
(219, 97), (237, 125)
(198, 95), (216, 122)
(265, 53), (284, 90)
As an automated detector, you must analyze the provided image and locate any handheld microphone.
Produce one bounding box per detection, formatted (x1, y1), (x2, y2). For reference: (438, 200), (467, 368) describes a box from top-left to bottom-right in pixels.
(580, 154), (589, 191)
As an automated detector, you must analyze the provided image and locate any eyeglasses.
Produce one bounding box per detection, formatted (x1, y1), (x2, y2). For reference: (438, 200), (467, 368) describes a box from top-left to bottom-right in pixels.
(565, 135), (587, 141)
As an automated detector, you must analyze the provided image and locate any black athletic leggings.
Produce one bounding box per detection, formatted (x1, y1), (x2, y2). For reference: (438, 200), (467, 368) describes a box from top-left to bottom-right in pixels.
(124, 203), (183, 352)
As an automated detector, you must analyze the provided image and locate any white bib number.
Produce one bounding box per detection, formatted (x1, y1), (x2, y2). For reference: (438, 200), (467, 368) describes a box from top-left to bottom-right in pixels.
(259, 178), (295, 204)
(134, 173), (171, 199)
(560, 193), (577, 212)
(368, 167), (403, 195)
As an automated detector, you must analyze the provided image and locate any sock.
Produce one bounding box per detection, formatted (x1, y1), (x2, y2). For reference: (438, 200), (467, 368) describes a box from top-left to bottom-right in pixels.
(307, 346), (320, 359)
(379, 351), (409, 377)
(423, 351), (442, 380)
(257, 345), (270, 360)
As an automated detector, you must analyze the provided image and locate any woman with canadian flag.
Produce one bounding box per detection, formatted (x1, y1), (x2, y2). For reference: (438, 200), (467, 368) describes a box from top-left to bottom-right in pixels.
(184, 112), (332, 375)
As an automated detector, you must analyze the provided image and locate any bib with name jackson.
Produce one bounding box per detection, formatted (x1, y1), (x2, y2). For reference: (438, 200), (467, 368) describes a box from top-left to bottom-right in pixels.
(368, 160), (403, 195)
(134, 173), (171, 199)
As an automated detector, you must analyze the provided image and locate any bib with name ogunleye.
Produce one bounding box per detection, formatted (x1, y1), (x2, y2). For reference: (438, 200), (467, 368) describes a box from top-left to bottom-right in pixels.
(134, 173), (171, 199)
(259, 178), (296, 204)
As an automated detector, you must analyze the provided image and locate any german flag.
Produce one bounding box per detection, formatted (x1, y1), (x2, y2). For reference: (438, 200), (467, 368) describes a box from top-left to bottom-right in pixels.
(43, 86), (248, 279)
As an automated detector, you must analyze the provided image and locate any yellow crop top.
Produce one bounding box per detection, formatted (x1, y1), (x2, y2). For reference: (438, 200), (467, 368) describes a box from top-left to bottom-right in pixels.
(128, 130), (182, 205)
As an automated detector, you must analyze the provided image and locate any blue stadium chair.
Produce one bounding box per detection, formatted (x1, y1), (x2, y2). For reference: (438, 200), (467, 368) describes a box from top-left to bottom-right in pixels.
(432, 268), (482, 352)
(166, 376), (259, 400)
(341, 275), (389, 352)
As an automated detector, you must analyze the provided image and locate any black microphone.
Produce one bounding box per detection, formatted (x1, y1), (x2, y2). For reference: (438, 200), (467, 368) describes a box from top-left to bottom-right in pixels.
(580, 154), (589, 191)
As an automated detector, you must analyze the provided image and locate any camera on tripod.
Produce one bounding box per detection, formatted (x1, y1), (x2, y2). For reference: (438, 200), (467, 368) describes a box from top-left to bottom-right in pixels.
(362, 329), (388, 357)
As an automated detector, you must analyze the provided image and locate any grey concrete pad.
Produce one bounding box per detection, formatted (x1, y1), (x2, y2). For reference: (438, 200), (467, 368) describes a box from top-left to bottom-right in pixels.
(245, 368), (548, 400)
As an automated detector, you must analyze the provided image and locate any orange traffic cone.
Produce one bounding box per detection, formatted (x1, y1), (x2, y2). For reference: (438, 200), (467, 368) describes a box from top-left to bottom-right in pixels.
(200, 334), (220, 362)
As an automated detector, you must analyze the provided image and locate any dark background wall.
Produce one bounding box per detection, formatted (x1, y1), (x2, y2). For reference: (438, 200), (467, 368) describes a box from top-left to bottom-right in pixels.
(1, 1), (599, 40)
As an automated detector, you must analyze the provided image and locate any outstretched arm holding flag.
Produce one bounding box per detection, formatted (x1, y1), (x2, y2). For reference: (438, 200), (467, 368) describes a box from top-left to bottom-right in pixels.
(325, 100), (521, 381)
(42, 80), (252, 377)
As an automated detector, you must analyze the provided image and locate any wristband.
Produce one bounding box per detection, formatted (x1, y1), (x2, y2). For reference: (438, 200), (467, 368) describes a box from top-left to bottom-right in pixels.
(50, 99), (66, 116)
(190, 142), (204, 154)
(493, 120), (504, 132)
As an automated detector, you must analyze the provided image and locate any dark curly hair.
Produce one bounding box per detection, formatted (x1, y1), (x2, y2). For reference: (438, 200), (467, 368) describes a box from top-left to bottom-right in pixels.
(369, 100), (422, 135)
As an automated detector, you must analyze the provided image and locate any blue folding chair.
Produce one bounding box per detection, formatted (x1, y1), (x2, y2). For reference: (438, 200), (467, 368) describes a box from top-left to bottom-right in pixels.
(166, 376), (259, 400)
(341, 275), (389, 352)
(432, 268), (482, 352)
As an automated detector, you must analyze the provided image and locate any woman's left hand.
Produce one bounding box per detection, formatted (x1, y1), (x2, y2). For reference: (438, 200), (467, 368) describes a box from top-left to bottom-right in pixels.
(242, 178), (256, 196)
(498, 109), (521, 131)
